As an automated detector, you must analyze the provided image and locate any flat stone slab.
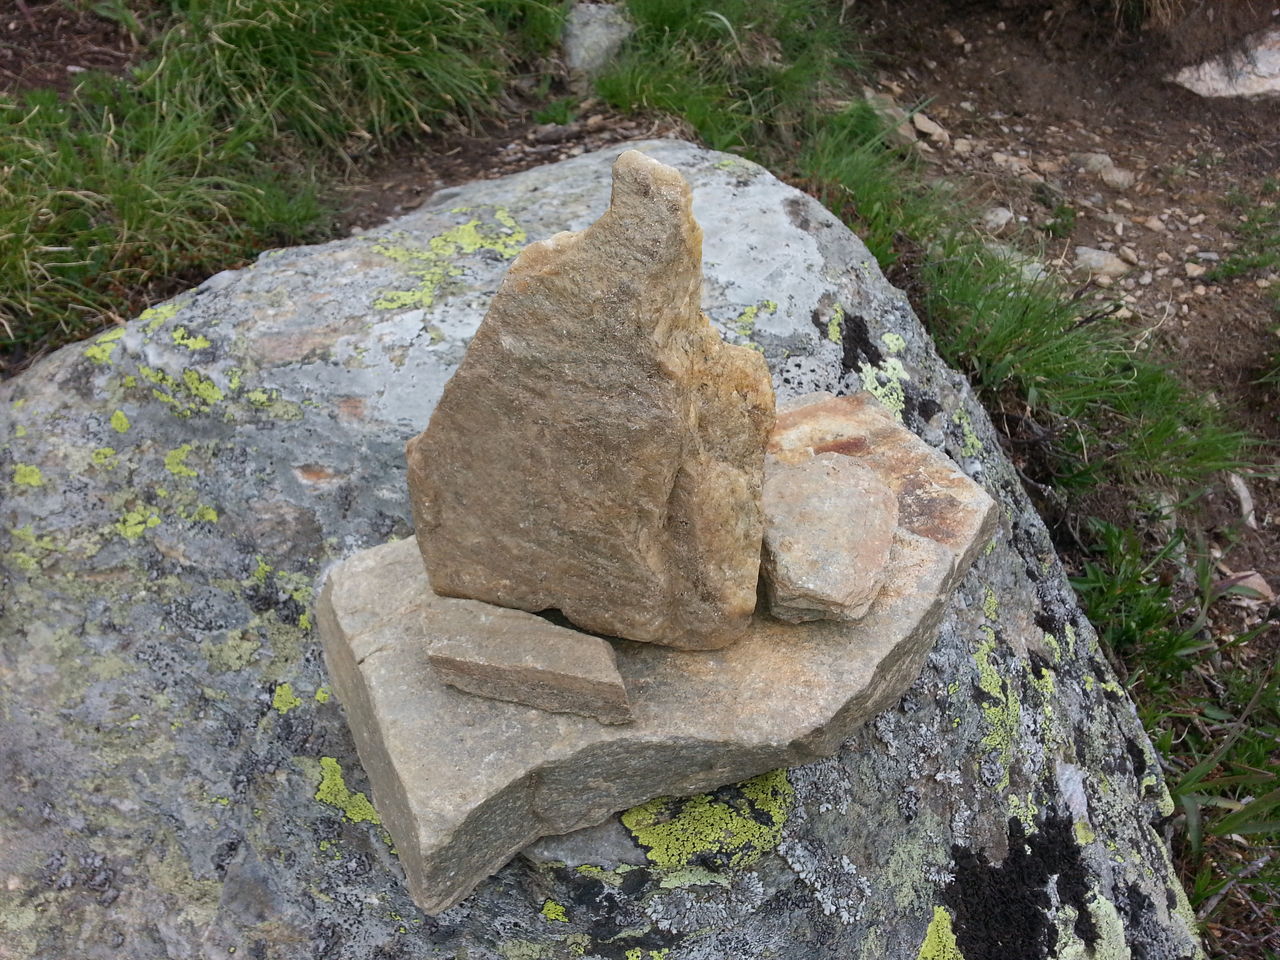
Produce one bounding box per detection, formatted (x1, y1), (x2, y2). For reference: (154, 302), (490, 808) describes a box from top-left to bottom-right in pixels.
(317, 397), (998, 914)
(428, 617), (632, 725)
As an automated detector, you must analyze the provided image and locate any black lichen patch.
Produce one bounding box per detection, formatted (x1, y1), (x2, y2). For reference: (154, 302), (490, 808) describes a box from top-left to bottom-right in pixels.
(1125, 738), (1148, 780)
(945, 813), (1098, 960)
(838, 312), (883, 373)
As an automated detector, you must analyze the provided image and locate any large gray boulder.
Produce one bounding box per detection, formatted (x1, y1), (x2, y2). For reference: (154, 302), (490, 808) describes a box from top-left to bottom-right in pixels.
(0, 140), (1203, 959)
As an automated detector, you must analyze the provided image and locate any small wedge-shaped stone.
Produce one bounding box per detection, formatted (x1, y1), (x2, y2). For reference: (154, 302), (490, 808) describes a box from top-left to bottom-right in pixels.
(407, 150), (774, 649)
(769, 391), (996, 576)
(761, 452), (898, 623)
(429, 618), (632, 725)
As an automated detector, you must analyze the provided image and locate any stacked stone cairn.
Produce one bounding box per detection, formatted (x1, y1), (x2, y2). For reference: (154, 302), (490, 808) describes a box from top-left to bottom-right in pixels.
(316, 151), (997, 913)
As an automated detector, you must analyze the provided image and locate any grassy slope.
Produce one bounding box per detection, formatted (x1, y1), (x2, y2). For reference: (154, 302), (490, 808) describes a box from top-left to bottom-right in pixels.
(0, 0), (564, 360)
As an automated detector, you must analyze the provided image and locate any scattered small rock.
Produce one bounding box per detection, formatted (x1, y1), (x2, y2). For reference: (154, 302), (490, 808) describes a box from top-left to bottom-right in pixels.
(912, 112), (950, 145)
(1074, 246), (1131, 277)
(1184, 262), (1207, 278)
(981, 206), (1014, 234)
(1100, 165), (1136, 190)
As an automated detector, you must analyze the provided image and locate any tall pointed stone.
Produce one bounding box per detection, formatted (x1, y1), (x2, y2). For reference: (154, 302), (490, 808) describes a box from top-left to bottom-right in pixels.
(406, 150), (775, 649)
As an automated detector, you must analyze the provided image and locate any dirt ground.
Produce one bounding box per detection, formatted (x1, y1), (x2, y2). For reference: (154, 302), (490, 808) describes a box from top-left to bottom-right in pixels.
(0, 0), (137, 92)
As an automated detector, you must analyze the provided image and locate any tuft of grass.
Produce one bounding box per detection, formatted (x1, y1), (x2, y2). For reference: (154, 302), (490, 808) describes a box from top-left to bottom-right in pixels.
(1214, 180), (1280, 285)
(597, 0), (861, 155)
(0, 0), (568, 358)
(0, 78), (323, 349)
(533, 96), (579, 125)
(149, 0), (567, 157)
(1074, 520), (1279, 945)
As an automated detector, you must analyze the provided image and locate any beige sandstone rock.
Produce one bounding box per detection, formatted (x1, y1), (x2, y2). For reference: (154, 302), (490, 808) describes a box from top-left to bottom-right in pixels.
(316, 390), (998, 915)
(406, 150), (774, 650)
(428, 617), (632, 725)
(768, 392), (995, 575)
(761, 453), (898, 623)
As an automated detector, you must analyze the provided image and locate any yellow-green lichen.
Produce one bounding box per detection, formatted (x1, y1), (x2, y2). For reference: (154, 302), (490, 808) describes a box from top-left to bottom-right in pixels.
(13, 464), (44, 487)
(982, 585), (999, 620)
(14, 424), (26, 437)
(918, 906), (965, 960)
(1043, 632), (1062, 664)
(540, 899), (569, 923)
(84, 326), (125, 365)
(1030, 664), (1055, 709)
(975, 636), (1021, 792)
(202, 633), (261, 672)
(734, 300), (777, 338)
(826, 303), (845, 343)
(620, 768), (793, 873)
(193, 505), (218, 523)
(110, 409), (130, 433)
(140, 301), (181, 332)
(372, 209), (526, 310)
(272, 682), (303, 714)
(954, 408), (983, 457)
(882, 332), (906, 354)
(315, 756), (381, 824)
(1009, 794), (1039, 833)
(182, 369), (224, 405)
(115, 508), (161, 540)
(91, 447), (118, 468)
(136, 364), (224, 415)
(164, 444), (198, 478)
(1074, 820), (1097, 846)
(858, 357), (909, 420)
(314, 686), (331, 703)
(171, 327), (211, 350)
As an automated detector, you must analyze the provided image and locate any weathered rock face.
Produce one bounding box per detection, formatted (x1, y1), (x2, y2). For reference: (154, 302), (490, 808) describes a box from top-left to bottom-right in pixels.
(0, 141), (1205, 960)
(407, 149), (774, 650)
(1172, 27), (1280, 99)
(761, 452), (898, 623)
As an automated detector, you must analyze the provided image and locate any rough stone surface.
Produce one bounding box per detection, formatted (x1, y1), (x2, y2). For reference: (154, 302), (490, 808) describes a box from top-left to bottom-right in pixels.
(0, 141), (1206, 959)
(761, 451), (898, 623)
(407, 150), (774, 650)
(1073, 245), (1131, 277)
(562, 2), (635, 78)
(1173, 27), (1280, 99)
(426, 608), (632, 725)
(768, 391), (995, 580)
(318, 511), (969, 914)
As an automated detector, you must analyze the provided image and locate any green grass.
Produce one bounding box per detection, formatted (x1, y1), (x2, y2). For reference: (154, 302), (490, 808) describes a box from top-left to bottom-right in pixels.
(149, 0), (566, 156)
(1073, 520), (1279, 937)
(599, 0), (1272, 944)
(0, 0), (566, 359)
(1215, 180), (1280, 284)
(0, 78), (322, 349)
